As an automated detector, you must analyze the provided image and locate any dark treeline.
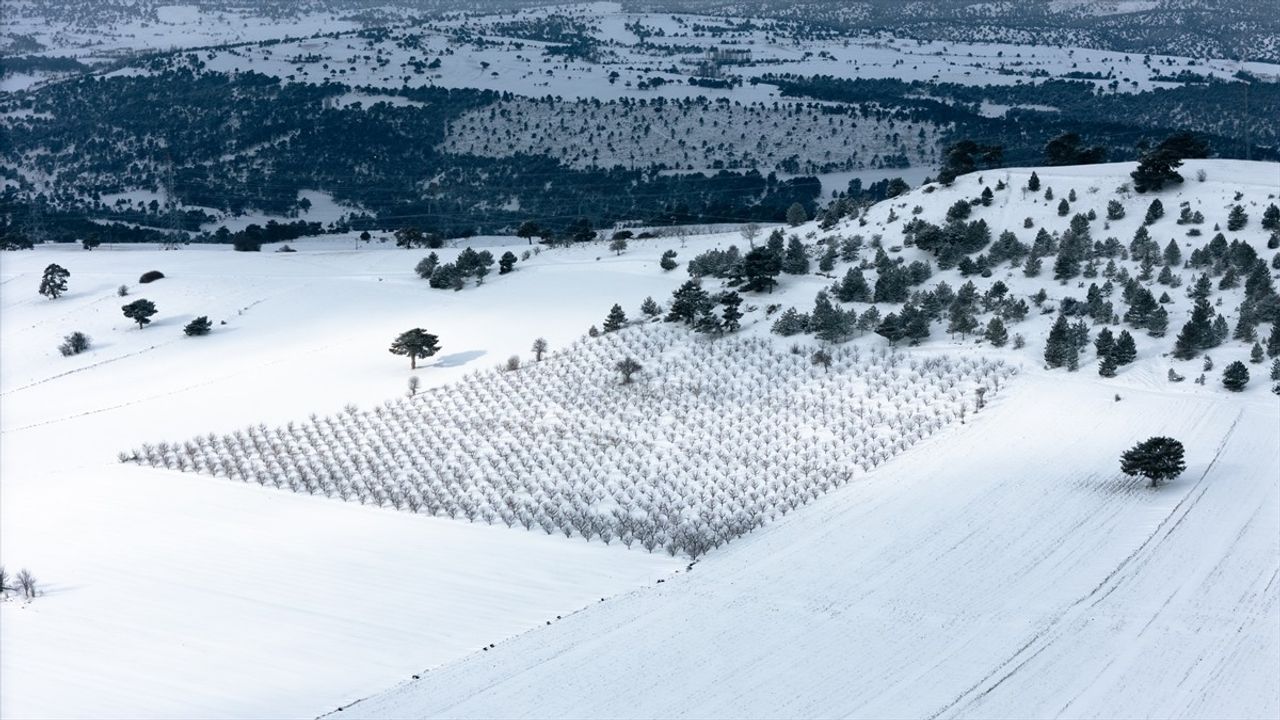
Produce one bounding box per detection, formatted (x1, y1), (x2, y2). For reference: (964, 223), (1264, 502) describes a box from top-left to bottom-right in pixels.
(757, 74), (1278, 165)
(3, 69), (821, 243)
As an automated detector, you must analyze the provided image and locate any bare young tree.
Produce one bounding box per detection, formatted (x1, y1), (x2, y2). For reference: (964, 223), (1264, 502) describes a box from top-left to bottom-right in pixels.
(531, 337), (548, 361)
(0, 565), (9, 596)
(505, 355), (521, 371)
(16, 568), (37, 600)
(407, 375), (420, 397)
(615, 357), (642, 384)
(739, 223), (761, 247)
(811, 349), (833, 373)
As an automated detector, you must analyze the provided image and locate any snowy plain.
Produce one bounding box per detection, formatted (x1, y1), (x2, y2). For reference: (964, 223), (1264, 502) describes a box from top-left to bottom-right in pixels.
(1, 159), (1278, 718)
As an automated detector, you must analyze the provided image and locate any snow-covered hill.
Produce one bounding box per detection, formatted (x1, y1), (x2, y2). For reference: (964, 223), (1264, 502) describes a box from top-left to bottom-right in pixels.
(1, 159), (1277, 718)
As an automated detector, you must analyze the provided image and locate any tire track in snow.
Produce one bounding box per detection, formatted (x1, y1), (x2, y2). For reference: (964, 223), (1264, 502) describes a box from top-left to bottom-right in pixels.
(928, 409), (1244, 719)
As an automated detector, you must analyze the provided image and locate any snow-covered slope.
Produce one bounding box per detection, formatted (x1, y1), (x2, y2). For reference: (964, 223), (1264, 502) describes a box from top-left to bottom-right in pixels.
(1, 159), (1277, 718)
(347, 370), (1279, 719)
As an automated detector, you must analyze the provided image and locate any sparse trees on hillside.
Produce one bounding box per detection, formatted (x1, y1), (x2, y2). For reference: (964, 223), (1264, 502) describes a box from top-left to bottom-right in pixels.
(389, 328), (441, 369)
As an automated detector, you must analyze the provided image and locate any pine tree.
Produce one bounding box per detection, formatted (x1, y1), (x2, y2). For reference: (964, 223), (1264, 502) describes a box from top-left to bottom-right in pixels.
(786, 202), (808, 227)
(1211, 315), (1229, 345)
(1106, 199), (1125, 220)
(665, 281), (711, 325)
(818, 245), (837, 273)
(121, 299), (157, 328)
(1143, 199), (1164, 225)
(902, 303), (931, 345)
(38, 263), (70, 299)
(721, 292), (743, 332)
(499, 251), (517, 274)
(660, 249), (678, 272)
(1163, 239), (1182, 267)
(1173, 299), (1215, 358)
(1222, 361), (1250, 392)
(1227, 205), (1248, 231)
(1251, 342), (1265, 363)
(388, 329), (440, 370)
(1057, 198), (1070, 216)
(1261, 203), (1280, 231)
(984, 317), (1008, 347)
(1272, 358), (1280, 381)
(1111, 330), (1137, 365)
(640, 296), (661, 317)
(415, 253), (439, 279)
(183, 316), (212, 336)
(694, 310), (722, 335)
(741, 246), (781, 292)
(782, 236), (809, 275)
(1147, 305), (1169, 337)
(1098, 352), (1118, 377)
(811, 291), (848, 343)
(771, 307), (809, 336)
(1094, 327), (1115, 358)
(947, 302), (978, 338)
(1120, 437), (1186, 487)
(603, 303), (628, 333)
(857, 306), (881, 335)
(875, 312), (906, 345)
(1023, 255), (1042, 278)
(1268, 323), (1280, 357)
(834, 267), (870, 302)
(1026, 172), (1040, 191)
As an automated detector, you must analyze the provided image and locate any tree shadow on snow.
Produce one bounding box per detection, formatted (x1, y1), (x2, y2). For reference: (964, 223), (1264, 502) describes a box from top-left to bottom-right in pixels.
(434, 349), (485, 368)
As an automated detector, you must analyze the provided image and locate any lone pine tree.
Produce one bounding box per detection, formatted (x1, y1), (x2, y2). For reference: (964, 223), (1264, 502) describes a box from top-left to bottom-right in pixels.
(121, 299), (157, 328)
(1121, 437), (1186, 488)
(389, 328), (441, 370)
(1222, 361), (1250, 392)
(603, 303), (628, 333)
(39, 263), (70, 299)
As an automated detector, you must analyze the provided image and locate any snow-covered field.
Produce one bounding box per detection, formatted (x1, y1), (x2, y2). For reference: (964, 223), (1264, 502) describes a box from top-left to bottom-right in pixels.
(349, 369), (1279, 719)
(2, 159), (1278, 718)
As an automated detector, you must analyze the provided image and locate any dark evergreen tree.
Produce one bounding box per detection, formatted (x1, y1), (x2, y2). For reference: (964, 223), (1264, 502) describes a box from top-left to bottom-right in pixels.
(39, 263), (70, 299)
(1111, 330), (1137, 365)
(640, 296), (661, 317)
(782, 236), (809, 275)
(1143, 199), (1164, 225)
(499, 251), (517, 274)
(1120, 437), (1186, 487)
(1227, 205), (1248, 231)
(415, 252), (439, 279)
(771, 307), (809, 336)
(875, 312), (906, 345)
(1044, 315), (1075, 369)
(1147, 306), (1169, 337)
(1163, 240), (1182, 267)
(1261, 204), (1280, 232)
(1098, 352), (1118, 377)
(1268, 323), (1280, 358)
(741, 246), (781, 293)
(1026, 172), (1041, 192)
(603, 303), (628, 333)
(1094, 327), (1116, 358)
(694, 310), (722, 336)
(1222, 361), (1250, 392)
(1023, 255), (1042, 278)
(947, 302), (978, 338)
(1130, 149), (1183, 193)
(660, 249), (679, 272)
(1057, 198), (1070, 217)
(388, 328), (441, 369)
(901, 303), (931, 345)
(811, 291), (849, 343)
(1106, 199), (1125, 220)
(1173, 298), (1215, 359)
(58, 331), (91, 356)
(665, 281), (711, 325)
(834, 267), (871, 303)
(785, 202), (808, 227)
(873, 263), (910, 303)
(183, 316), (212, 336)
(121, 298), (157, 328)
(721, 292), (743, 332)
(984, 317), (1008, 347)
(1250, 342), (1265, 364)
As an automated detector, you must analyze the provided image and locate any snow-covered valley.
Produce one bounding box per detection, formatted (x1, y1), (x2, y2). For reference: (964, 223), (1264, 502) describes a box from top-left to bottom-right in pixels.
(2, 158), (1278, 718)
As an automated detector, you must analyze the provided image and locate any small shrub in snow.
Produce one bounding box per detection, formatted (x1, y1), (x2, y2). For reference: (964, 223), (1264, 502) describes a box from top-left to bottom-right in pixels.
(138, 270), (164, 284)
(184, 316), (212, 336)
(117, 284), (129, 297)
(58, 331), (91, 356)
